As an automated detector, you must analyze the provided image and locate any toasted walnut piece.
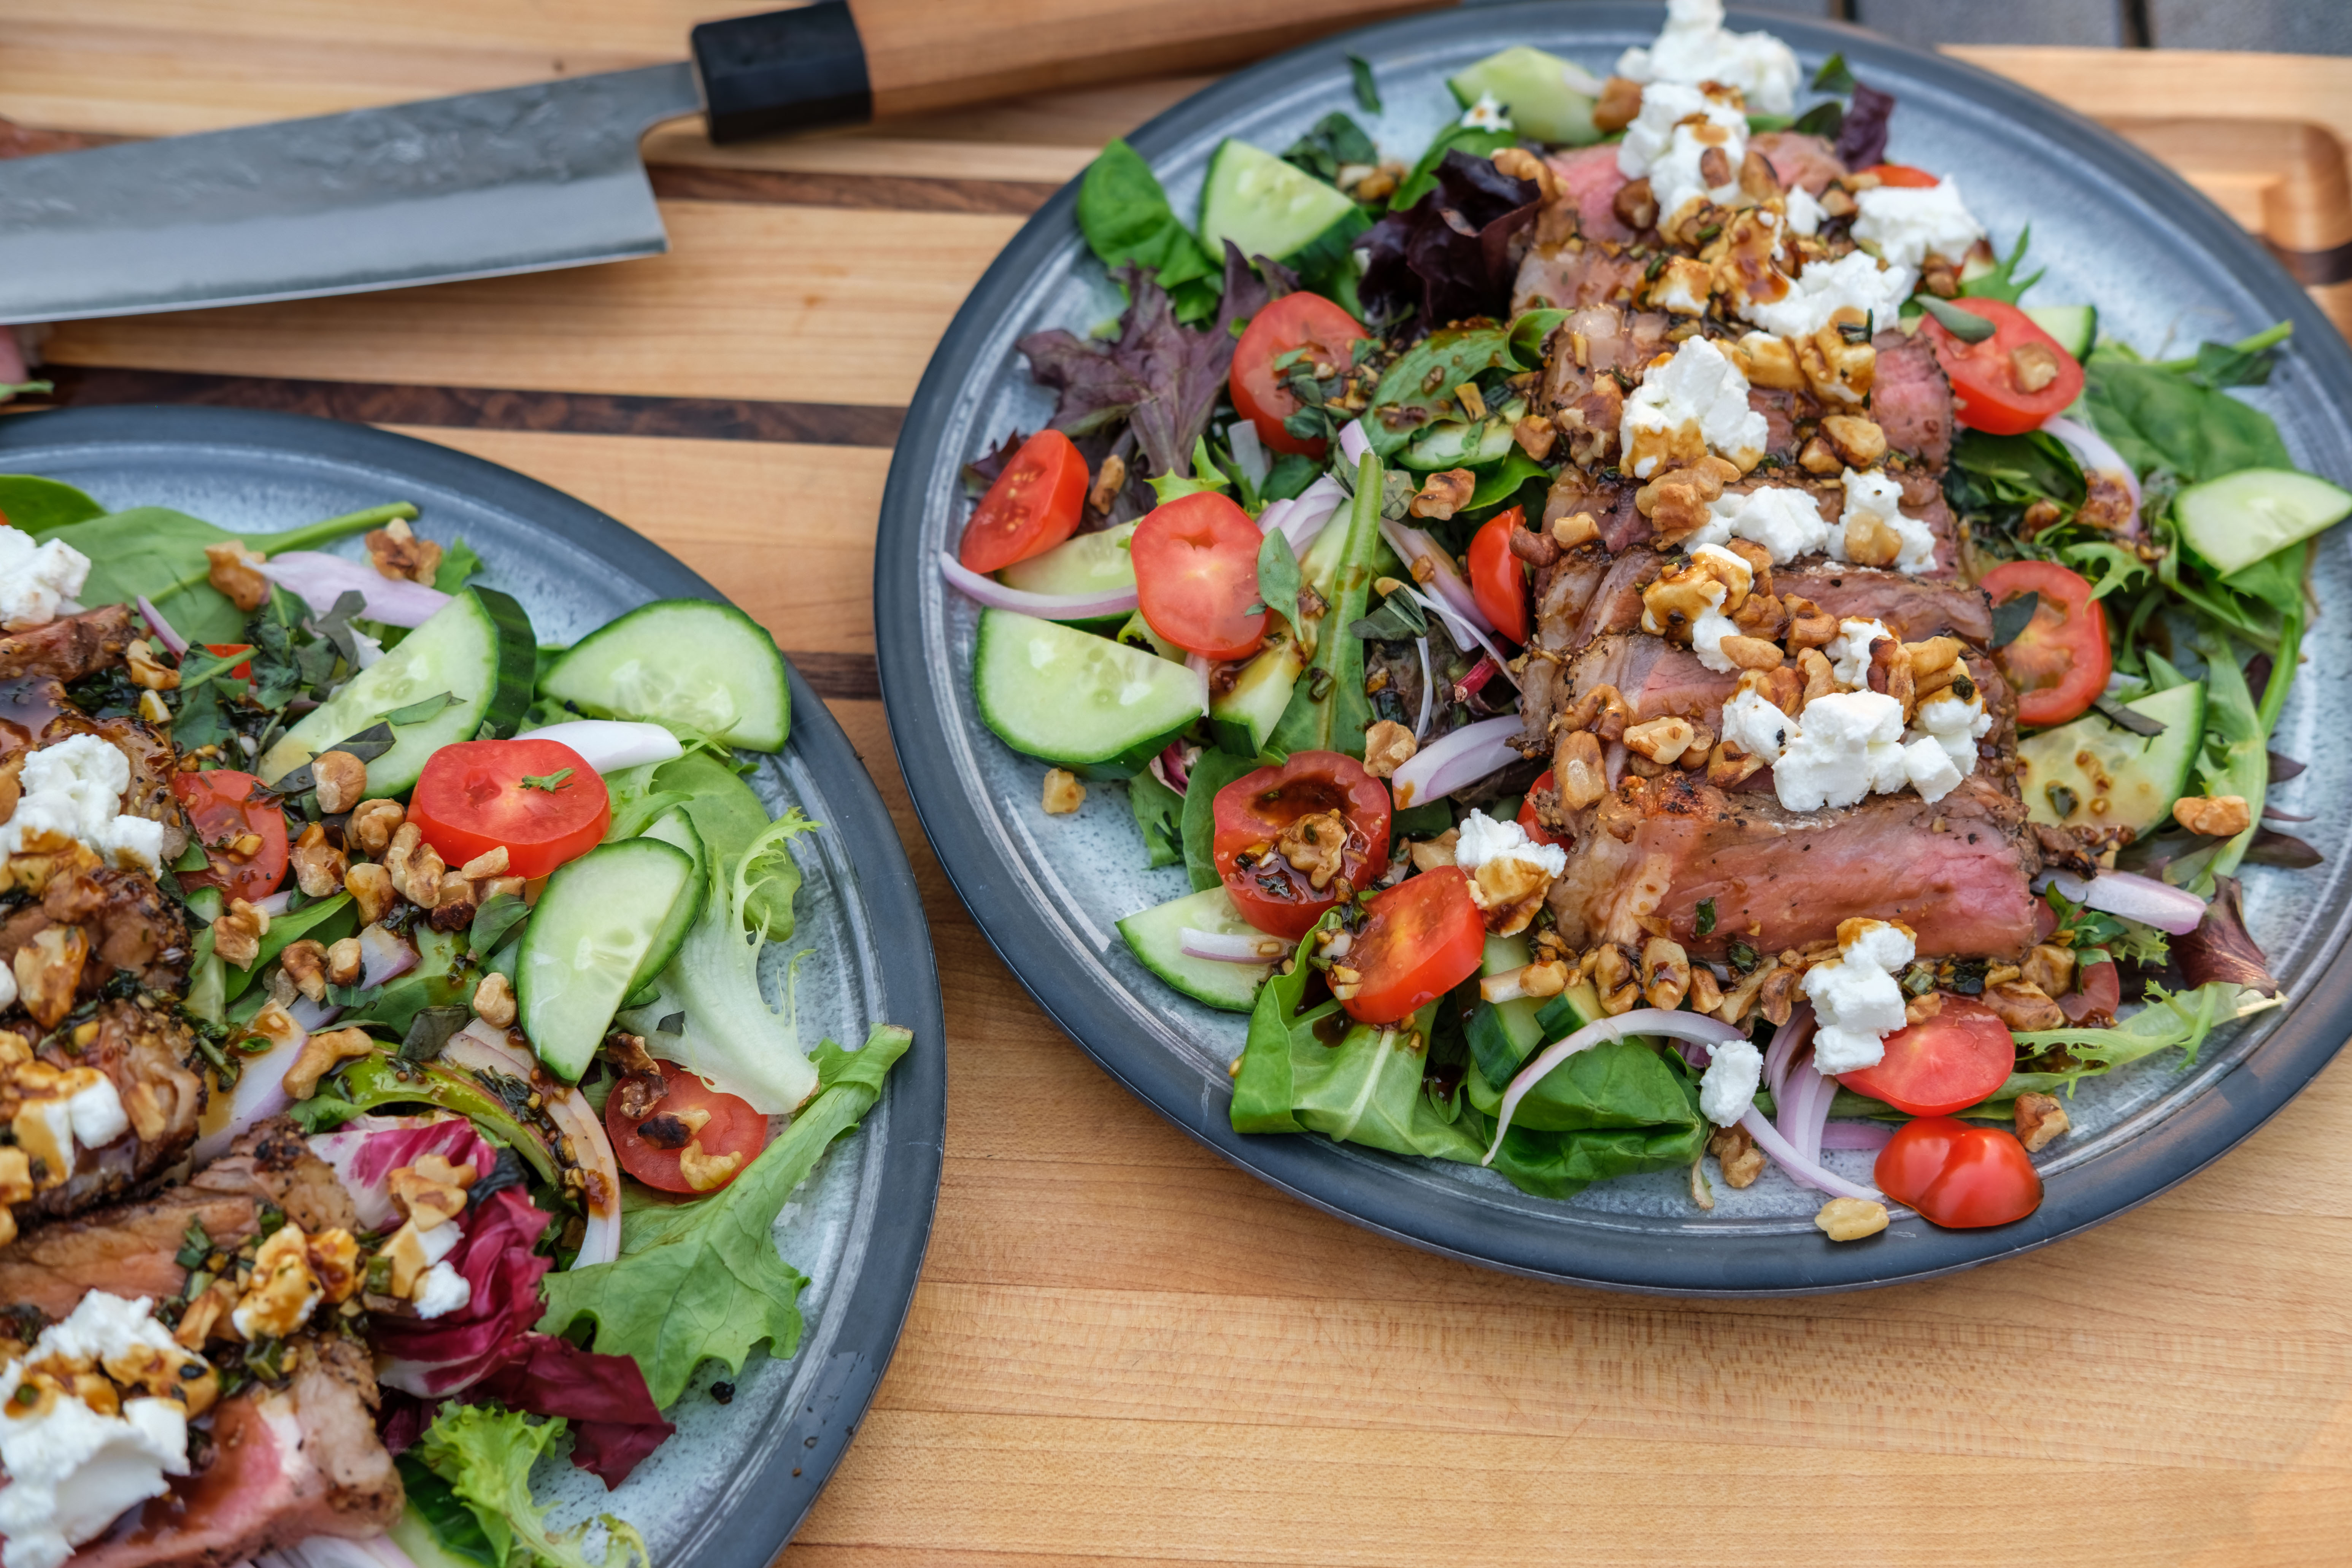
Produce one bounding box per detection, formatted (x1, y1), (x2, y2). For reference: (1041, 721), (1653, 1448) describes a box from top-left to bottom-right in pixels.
(347, 798), (405, 857)
(1842, 511), (1903, 568)
(1906, 635), (1961, 683)
(1727, 331), (1805, 391)
(381, 1222), (434, 1300)
(1678, 723), (1716, 770)
(14, 925), (88, 1029)
(1646, 256), (1715, 315)
(345, 863), (393, 925)
(1593, 74), (1644, 133)
(1709, 1124), (1766, 1188)
(457, 845), (509, 880)
(678, 1138), (745, 1193)
(1687, 965), (1724, 1014)
(325, 936), (363, 987)
(471, 972), (517, 1029)
(1641, 937), (1690, 1010)
(1363, 720), (1417, 779)
(1737, 146), (1781, 201)
(1276, 810), (1352, 893)
(1623, 716), (1697, 766)
(1758, 962), (1804, 1027)
(1591, 942), (1634, 998)
(1087, 453), (1127, 515)
(1479, 959), (1570, 1001)
(124, 639), (180, 691)
(1799, 311), (1877, 406)
(1512, 413), (1558, 461)
(1551, 510), (1601, 550)
(2173, 794), (2251, 837)
(2015, 1091), (2072, 1153)
(1041, 768), (1086, 815)
(1490, 145), (1558, 202)
(1982, 980), (2067, 1032)
(310, 750), (368, 815)
(1612, 174), (1658, 232)
(431, 871), (477, 926)
(1555, 729), (1609, 810)
(2020, 496), (2063, 536)
(308, 1228), (363, 1306)
(280, 939), (330, 1003)
(1818, 183), (1858, 218)
(1409, 469), (1476, 521)
(1820, 414), (1888, 468)
(0, 1147), (31, 1206)
(388, 1161), (470, 1230)
(1707, 739), (1765, 788)
(1816, 1197), (1890, 1242)
(291, 822), (348, 899)
(234, 1224), (323, 1339)
(1718, 634), (1784, 672)
(364, 517), (443, 586)
(172, 1282), (235, 1349)
(2009, 340), (2062, 394)
(1408, 828), (1460, 875)
(283, 1026), (376, 1101)
(1798, 436), (1843, 476)
(2021, 943), (2077, 1000)
(1562, 681), (1632, 740)
(204, 542), (270, 612)
(1783, 597), (1836, 650)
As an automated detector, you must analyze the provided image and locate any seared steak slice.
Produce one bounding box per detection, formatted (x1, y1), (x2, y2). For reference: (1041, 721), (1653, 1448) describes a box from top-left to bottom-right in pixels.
(11, 1000), (206, 1228)
(1513, 239), (1647, 316)
(1539, 143), (1636, 246)
(0, 604), (135, 682)
(1872, 329), (1955, 469)
(1790, 563), (1990, 645)
(1749, 130), (1847, 195)
(1, 859), (192, 999)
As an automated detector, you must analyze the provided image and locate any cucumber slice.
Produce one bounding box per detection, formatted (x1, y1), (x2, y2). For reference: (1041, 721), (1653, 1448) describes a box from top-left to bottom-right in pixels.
(999, 522), (1136, 606)
(2017, 682), (2206, 836)
(2023, 304), (2096, 359)
(1199, 139), (1363, 273)
(1402, 399), (1524, 471)
(973, 608), (1206, 779)
(1209, 633), (1304, 757)
(1116, 609), (1185, 663)
(516, 837), (698, 1080)
(539, 598), (790, 752)
(259, 587), (534, 795)
(1447, 45), (1601, 146)
(2174, 467), (2352, 577)
(1116, 885), (1283, 1012)
(633, 805), (710, 990)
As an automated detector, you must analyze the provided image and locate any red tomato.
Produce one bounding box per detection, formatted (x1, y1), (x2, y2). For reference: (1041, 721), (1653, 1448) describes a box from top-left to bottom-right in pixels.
(1515, 770), (1567, 850)
(1866, 162), (1941, 188)
(1834, 998), (2015, 1117)
(1132, 491), (1269, 661)
(204, 643), (255, 681)
(1920, 298), (2084, 435)
(1212, 751), (1393, 939)
(958, 429), (1087, 574)
(1230, 292), (1371, 459)
(1467, 506), (1533, 645)
(1875, 1116), (2044, 1228)
(171, 770), (289, 905)
(1979, 560), (2110, 728)
(407, 738), (612, 880)
(605, 1061), (768, 1195)
(1341, 867), (1486, 1025)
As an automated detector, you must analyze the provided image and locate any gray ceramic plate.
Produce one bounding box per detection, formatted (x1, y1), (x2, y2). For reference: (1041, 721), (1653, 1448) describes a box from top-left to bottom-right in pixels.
(0, 405), (943, 1559)
(875, 2), (2352, 1293)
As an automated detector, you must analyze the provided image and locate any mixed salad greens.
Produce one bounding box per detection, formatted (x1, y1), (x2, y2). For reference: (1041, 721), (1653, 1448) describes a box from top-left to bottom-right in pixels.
(939, 0), (2345, 1238)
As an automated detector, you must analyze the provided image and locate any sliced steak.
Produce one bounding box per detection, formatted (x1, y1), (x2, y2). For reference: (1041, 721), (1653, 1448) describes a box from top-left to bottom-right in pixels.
(1872, 329), (1955, 469)
(0, 605), (135, 682)
(1750, 130), (1846, 195)
(12, 1000), (206, 1228)
(1784, 563), (1990, 645)
(1, 859), (192, 999)
(1544, 144), (1635, 245)
(1513, 240), (1646, 316)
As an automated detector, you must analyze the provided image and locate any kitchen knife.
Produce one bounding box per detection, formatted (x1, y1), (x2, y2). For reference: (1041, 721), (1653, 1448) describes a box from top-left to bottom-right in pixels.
(0, 0), (1442, 325)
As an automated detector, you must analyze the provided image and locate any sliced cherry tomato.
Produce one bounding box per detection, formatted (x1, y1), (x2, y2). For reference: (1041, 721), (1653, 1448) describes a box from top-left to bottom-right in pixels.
(1920, 298), (2084, 435)
(1875, 1115), (2043, 1229)
(1866, 162), (1941, 188)
(204, 643), (254, 680)
(1132, 491), (1269, 661)
(1231, 292), (1372, 459)
(2059, 958), (2121, 1025)
(1213, 751), (1392, 939)
(1342, 867), (1486, 1025)
(1467, 506), (1533, 645)
(171, 770), (289, 904)
(605, 1061), (768, 1195)
(1515, 770), (1567, 850)
(1834, 997), (2014, 1117)
(1979, 560), (2110, 728)
(407, 738), (612, 880)
(957, 428), (1088, 574)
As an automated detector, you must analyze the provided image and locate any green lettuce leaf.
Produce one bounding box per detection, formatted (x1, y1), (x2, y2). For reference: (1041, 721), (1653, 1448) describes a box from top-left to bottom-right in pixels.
(1077, 140), (1221, 323)
(2082, 345), (2293, 485)
(0, 475), (105, 534)
(413, 1405), (649, 1568)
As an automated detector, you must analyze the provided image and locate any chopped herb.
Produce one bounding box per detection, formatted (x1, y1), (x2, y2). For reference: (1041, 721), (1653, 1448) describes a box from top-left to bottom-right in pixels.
(1811, 52), (1857, 95)
(175, 1219), (213, 1271)
(1989, 591), (2040, 649)
(1919, 295), (1996, 343)
(520, 767), (576, 792)
(1695, 898), (1717, 937)
(383, 691), (459, 726)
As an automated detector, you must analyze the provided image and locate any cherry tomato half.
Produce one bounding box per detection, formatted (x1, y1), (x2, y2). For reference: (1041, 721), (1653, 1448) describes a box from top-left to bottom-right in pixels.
(2059, 959), (2121, 1025)
(1467, 506), (1533, 646)
(204, 643), (255, 681)
(1834, 997), (2014, 1117)
(407, 738), (612, 880)
(605, 1061), (768, 1195)
(1231, 292), (1372, 459)
(1515, 770), (1567, 850)
(1341, 867), (1487, 1025)
(1875, 1116), (2044, 1229)
(1979, 559), (2110, 728)
(171, 770), (289, 905)
(1920, 298), (2084, 436)
(1865, 162), (1941, 188)
(1132, 491), (1269, 661)
(958, 429), (1088, 574)
(1212, 751), (1393, 939)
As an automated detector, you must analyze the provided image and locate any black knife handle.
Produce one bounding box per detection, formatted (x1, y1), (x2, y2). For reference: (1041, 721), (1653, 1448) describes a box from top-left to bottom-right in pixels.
(691, 2), (872, 144)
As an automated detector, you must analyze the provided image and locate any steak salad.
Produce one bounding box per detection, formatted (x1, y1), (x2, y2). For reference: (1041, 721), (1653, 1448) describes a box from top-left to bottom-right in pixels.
(0, 478), (909, 1568)
(943, 0), (2344, 1239)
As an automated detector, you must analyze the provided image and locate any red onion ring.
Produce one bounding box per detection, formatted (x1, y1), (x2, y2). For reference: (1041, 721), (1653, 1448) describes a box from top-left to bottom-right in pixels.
(1413, 638), (1434, 740)
(445, 1021), (622, 1266)
(2042, 415), (2142, 518)
(1762, 1005), (1816, 1099)
(1486, 1008), (1747, 1163)
(1179, 927), (1286, 963)
(1387, 715), (1525, 808)
(1263, 475), (1348, 555)
(136, 594), (189, 656)
(1737, 1107), (1882, 1203)
(1819, 1121), (1895, 1152)
(257, 551), (452, 628)
(359, 925), (419, 988)
(1381, 518), (1496, 634)
(939, 550), (1141, 620)
(2036, 869), (2207, 935)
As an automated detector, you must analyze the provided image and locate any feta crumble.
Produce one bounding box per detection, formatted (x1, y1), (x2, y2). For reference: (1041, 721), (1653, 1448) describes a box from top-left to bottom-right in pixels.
(1459, 91), (1512, 132)
(64, 1072), (127, 1150)
(1616, 0), (1802, 116)
(1911, 688), (1993, 773)
(1, 733), (166, 872)
(1615, 81), (1749, 231)
(1620, 336), (1769, 480)
(1737, 249), (1914, 340)
(0, 529), (92, 632)
(1455, 809), (1567, 879)
(1804, 920), (1917, 1074)
(1771, 689), (1909, 811)
(1698, 1037), (1764, 1127)
(1689, 482), (1831, 563)
(1834, 466), (1938, 574)
(1783, 184), (1827, 237)
(414, 1261), (473, 1320)
(1852, 176), (1985, 272)
(1826, 617), (1893, 689)
(1720, 686), (1793, 766)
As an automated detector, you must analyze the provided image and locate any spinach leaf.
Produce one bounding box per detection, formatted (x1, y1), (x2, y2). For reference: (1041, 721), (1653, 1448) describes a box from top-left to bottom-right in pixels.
(1469, 448), (1550, 510)
(1283, 111), (1377, 185)
(1348, 581), (1428, 643)
(1348, 54), (1382, 114)
(1955, 224), (2043, 306)
(1360, 325), (1518, 457)
(1076, 139), (1220, 324)
(1283, 1002), (1487, 1162)
(222, 893), (355, 1001)
(1262, 452), (1321, 502)
(1811, 52), (1857, 95)
(1269, 453), (1386, 759)
(1229, 913), (1332, 1135)
(1257, 527), (1302, 628)
(469, 892), (531, 961)
(0, 475), (105, 535)
(1127, 767), (1185, 870)
(1181, 749), (1258, 892)
(2082, 346), (2293, 484)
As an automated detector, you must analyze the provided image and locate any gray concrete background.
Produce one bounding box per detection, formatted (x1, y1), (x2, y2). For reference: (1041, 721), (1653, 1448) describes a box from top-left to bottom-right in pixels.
(1477, 0), (2352, 54)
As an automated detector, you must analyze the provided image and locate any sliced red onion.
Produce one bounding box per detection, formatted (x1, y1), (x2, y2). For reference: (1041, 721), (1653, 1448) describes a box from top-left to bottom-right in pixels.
(1388, 714), (1525, 808)
(257, 551), (452, 628)
(252, 890), (293, 917)
(2036, 869), (2207, 935)
(1396, 580), (1517, 687)
(1486, 1007), (1746, 1163)
(1152, 740), (1194, 796)
(359, 925), (419, 988)
(1180, 927), (1286, 963)
(1339, 418), (1373, 467)
(1228, 419), (1269, 488)
(137, 594), (188, 657)
(937, 550), (1140, 620)
(1820, 1121), (1895, 1152)
(2042, 415), (2142, 518)
(191, 1009), (309, 1164)
(1186, 651), (1215, 690)
(1774, 1055), (1838, 1190)
(445, 1020), (621, 1266)
(289, 997), (344, 1032)
(1737, 1106), (1882, 1203)
(1414, 637), (1434, 740)
(515, 718), (683, 774)
(1266, 475), (1348, 555)
(1381, 518), (1496, 634)
(1762, 1005), (1816, 1099)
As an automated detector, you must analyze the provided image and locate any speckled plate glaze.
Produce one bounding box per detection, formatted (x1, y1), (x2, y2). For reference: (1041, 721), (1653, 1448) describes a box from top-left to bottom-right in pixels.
(875, 2), (2352, 1294)
(0, 405), (945, 1557)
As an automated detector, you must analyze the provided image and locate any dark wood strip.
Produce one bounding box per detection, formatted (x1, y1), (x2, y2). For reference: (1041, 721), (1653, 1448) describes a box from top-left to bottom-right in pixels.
(2268, 236), (2352, 288)
(33, 366), (905, 448)
(646, 162), (1058, 214)
(786, 650), (883, 702)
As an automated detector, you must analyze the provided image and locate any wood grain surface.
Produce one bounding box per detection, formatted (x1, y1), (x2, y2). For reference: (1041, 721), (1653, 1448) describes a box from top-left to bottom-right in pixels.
(5, 11), (2351, 1563)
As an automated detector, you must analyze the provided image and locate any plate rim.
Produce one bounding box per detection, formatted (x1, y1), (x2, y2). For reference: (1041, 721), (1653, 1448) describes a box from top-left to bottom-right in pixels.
(0, 402), (947, 1552)
(876, 0), (2352, 1295)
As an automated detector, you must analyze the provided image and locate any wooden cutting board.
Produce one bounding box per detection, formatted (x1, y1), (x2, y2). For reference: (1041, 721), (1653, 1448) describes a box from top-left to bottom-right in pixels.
(5, 13), (2350, 1563)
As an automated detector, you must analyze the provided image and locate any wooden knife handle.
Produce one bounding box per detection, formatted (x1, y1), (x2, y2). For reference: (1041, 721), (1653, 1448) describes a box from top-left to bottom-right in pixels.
(691, 0), (1445, 143)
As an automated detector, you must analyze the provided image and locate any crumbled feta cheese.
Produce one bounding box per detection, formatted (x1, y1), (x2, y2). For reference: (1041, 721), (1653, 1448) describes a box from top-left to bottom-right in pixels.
(0, 1294), (194, 1568)
(1, 733), (166, 872)
(1650, 262), (1712, 316)
(64, 1072), (127, 1150)
(1620, 337), (1768, 480)
(1770, 689), (1907, 812)
(1737, 249), (1914, 339)
(1804, 920), (1916, 1073)
(1459, 91), (1512, 132)
(1911, 688), (1993, 773)
(1783, 184), (1827, 237)
(14, 1097), (74, 1185)
(1691, 601), (1741, 674)
(1901, 734), (1964, 803)
(1826, 617), (1893, 688)
(1834, 467), (1938, 574)
(0, 962), (14, 1010)
(1697, 482), (1831, 563)
(1720, 687), (1793, 766)
(1615, 81), (1749, 230)
(1698, 1037), (1763, 1127)
(413, 1262), (473, 1320)
(0, 529), (92, 632)
(1615, 0), (1801, 116)
(1455, 809), (1568, 880)
(1852, 176), (1985, 272)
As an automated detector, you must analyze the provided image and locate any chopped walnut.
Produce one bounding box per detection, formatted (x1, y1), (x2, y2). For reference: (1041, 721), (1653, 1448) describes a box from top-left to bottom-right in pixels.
(204, 542), (270, 613)
(1490, 145), (1558, 202)
(458, 845), (510, 880)
(364, 517), (443, 586)
(1728, 332), (1806, 391)
(1903, 990), (1944, 1026)
(1718, 634), (1783, 672)
(1593, 75), (1644, 133)
(2020, 943), (2077, 1000)
(1554, 729), (1609, 810)
(1087, 453), (1127, 515)
(13, 925), (87, 1029)
(388, 1153), (476, 1230)
(472, 971), (517, 1029)
(2173, 794), (2250, 837)
(1041, 768), (1086, 815)
(291, 822), (348, 899)
(308, 1228), (363, 1305)
(1409, 469), (1476, 521)
(1634, 455), (1740, 544)
(1363, 720), (1417, 779)
(234, 1224), (323, 1339)
(1688, 965), (1724, 1014)
(311, 750), (368, 815)
(1798, 436), (1843, 476)
(1707, 739), (1765, 788)
(2009, 341), (2061, 394)
(1611, 174), (1658, 232)
(1622, 716), (1697, 766)
(1467, 856), (1552, 937)
(1820, 414), (1888, 468)
(1842, 510), (1904, 568)
(388, 824), (445, 909)
(1407, 828), (1460, 875)
(1641, 937), (1690, 1010)
(1275, 811), (1351, 892)
(326, 936), (363, 987)
(283, 1026), (375, 1100)
(1798, 310), (1876, 406)
(2014, 1091), (2071, 1153)
(1815, 1198), (1890, 1242)
(124, 639), (179, 691)
(1550, 510), (1601, 550)
(678, 1137), (745, 1193)
(1512, 413), (1558, 461)
(1708, 1124), (1766, 1188)
(280, 939), (330, 1003)
(345, 863), (394, 925)
(347, 798), (405, 857)
(1982, 980), (2066, 1032)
